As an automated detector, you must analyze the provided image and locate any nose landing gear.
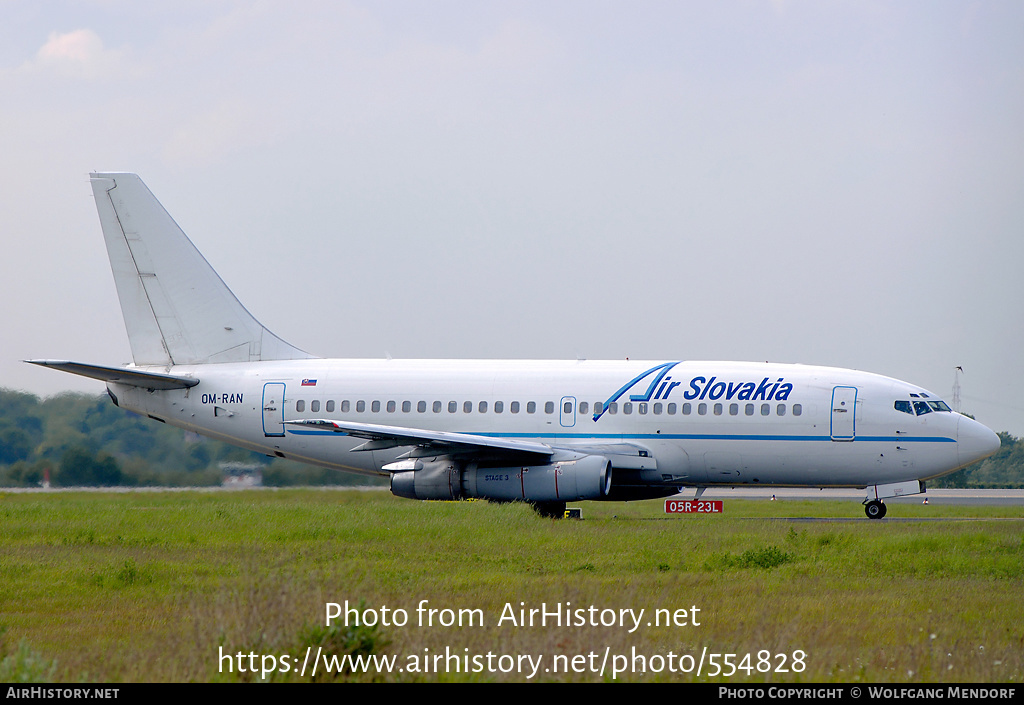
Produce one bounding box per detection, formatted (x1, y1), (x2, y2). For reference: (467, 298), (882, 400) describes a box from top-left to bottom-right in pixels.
(862, 481), (925, 520)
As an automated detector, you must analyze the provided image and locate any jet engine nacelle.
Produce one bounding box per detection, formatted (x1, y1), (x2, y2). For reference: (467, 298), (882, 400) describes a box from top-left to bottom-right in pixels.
(390, 460), (462, 501)
(390, 455), (613, 503)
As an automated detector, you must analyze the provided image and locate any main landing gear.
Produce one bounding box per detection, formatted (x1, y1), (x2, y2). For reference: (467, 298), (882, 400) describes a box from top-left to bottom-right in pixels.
(864, 500), (887, 520)
(531, 501), (567, 519)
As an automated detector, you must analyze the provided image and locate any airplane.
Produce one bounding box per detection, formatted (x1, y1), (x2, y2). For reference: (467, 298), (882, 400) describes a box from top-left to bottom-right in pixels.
(28, 173), (1001, 519)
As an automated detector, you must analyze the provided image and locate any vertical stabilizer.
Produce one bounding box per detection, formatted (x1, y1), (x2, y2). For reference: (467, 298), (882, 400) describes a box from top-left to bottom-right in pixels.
(90, 173), (315, 365)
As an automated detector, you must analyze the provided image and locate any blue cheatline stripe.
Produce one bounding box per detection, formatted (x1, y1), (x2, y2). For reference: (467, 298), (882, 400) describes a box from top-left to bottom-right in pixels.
(472, 433), (956, 443)
(856, 436), (955, 443)
(284, 429), (956, 444)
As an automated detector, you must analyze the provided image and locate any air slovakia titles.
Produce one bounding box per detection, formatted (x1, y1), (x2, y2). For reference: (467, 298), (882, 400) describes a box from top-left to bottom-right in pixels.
(631, 375), (795, 402)
(595, 362), (797, 422)
(682, 376), (794, 402)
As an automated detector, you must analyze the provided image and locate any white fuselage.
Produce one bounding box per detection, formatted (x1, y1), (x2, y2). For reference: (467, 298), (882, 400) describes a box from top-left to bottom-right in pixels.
(108, 358), (996, 492)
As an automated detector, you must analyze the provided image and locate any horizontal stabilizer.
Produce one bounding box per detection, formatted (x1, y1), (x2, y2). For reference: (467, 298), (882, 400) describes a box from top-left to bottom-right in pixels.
(25, 360), (199, 390)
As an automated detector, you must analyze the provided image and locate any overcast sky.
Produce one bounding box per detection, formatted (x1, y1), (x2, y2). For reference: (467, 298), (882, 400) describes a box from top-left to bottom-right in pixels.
(3, 1), (1023, 435)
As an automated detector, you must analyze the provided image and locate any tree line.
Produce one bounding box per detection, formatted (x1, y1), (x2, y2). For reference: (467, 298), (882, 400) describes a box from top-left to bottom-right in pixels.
(0, 389), (383, 488)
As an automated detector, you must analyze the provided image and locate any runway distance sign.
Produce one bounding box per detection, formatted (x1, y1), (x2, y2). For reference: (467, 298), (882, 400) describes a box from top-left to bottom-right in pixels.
(665, 499), (723, 514)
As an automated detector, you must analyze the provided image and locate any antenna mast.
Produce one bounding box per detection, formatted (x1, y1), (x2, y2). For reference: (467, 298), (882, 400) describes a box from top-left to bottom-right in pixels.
(952, 366), (963, 413)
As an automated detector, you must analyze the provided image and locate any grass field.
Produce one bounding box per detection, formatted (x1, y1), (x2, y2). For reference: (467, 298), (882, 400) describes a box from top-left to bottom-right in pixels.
(0, 489), (1021, 682)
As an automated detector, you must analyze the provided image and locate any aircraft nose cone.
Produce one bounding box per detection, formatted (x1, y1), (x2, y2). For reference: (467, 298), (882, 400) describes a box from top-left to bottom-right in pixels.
(957, 415), (1001, 467)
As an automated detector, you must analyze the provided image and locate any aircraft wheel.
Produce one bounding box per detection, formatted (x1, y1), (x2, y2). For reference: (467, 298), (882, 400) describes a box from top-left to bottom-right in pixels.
(532, 501), (567, 519)
(865, 500), (886, 520)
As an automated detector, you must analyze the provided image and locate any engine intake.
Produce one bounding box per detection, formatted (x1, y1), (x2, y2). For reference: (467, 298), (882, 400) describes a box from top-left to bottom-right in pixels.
(391, 460), (461, 500)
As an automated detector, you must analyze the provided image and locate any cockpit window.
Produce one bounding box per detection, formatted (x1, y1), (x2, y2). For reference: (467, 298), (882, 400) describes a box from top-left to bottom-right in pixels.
(903, 399), (953, 415)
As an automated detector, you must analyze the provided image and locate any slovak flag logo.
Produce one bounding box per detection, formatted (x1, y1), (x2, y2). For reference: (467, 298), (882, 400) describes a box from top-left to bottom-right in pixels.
(301, 379), (317, 387)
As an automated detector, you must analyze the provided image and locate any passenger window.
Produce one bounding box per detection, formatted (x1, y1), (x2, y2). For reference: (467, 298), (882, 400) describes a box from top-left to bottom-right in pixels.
(464, 401), (472, 413)
(371, 401), (381, 413)
(356, 401), (365, 413)
(745, 404), (754, 416)
(594, 402), (603, 415)
(495, 401), (504, 413)
(729, 403), (739, 416)
(682, 403), (691, 415)
(563, 401), (572, 414)
(418, 401), (427, 413)
(433, 401), (442, 413)
(608, 402), (618, 415)
(296, 400), (305, 413)
(527, 402), (536, 414)
(698, 403), (707, 415)
(713, 403), (723, 416)
(387, 401), (396, 413)
(341, 400), (350, 413)
(448, 401), (457, 413)
(667, 403), (677, 414)
(479, 401), (488, 413)
(639, 402), (648, 415)
(545, 401), (554, 414)
(761, 404), (770, 416)
(793, 404), (802, 416)
(777, 404), (786, 416)
(511, 401), (520, 414)
(579, 402), (589, 415)
(402, 401), (411, 413)
(653, 403), (662, 415)
(914, 401), (932, 416)
(311, 400), (320, 413)
(326, 400), (335, 413)
(623, 402), (633, 415)
(894, 400), (913, 415)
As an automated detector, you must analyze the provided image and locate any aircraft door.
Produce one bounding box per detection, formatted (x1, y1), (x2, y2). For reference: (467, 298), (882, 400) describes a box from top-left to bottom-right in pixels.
(263, 382), (286, 437)
(830, 386), (857, 441)
(560, 396), (576, 427)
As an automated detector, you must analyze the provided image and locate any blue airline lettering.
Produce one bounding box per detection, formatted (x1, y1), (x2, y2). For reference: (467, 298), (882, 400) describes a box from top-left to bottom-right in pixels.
(683, 377), (792, 402)
(598, 367), (796, 421)
(594, 362), (680, 421)
(599, 371), (795, 421)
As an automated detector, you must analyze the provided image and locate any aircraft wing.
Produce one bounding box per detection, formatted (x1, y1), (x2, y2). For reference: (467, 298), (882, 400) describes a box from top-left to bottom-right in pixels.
(283, 419), (555, 462)
(283, 420), (662, 472)
(555, 442), (657, 470)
